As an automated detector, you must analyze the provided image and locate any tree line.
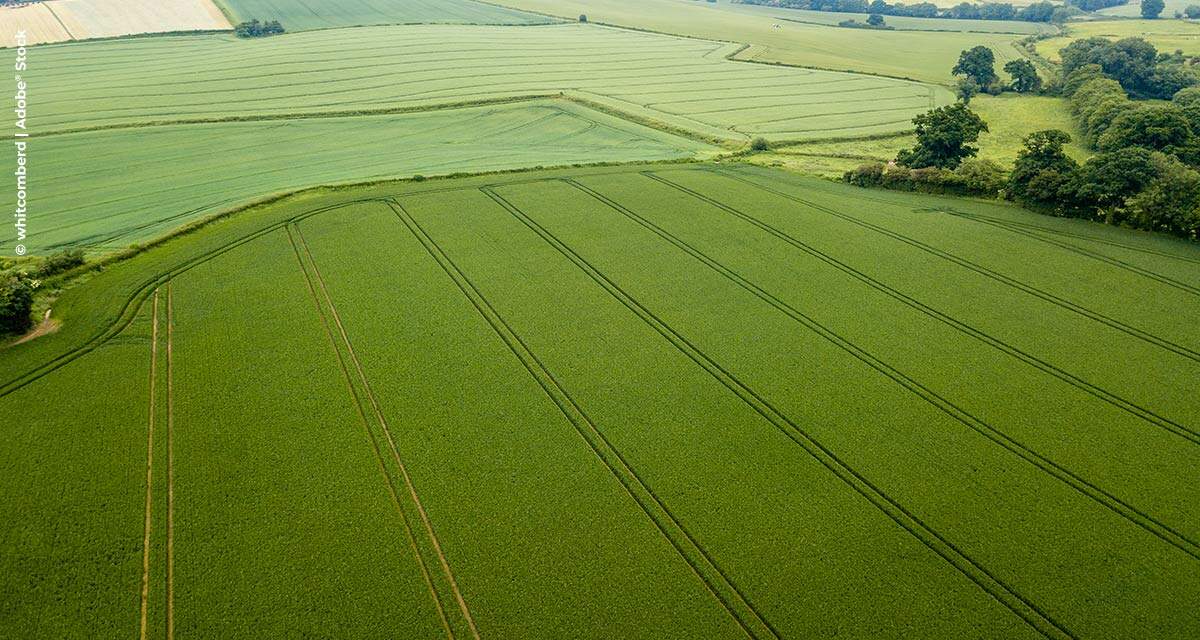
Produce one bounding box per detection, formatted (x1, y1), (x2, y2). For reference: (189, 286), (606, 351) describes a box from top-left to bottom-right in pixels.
(234, 19), (285, 38)
(844, 37), (1200, 239)
(737, 0), (1063, 23)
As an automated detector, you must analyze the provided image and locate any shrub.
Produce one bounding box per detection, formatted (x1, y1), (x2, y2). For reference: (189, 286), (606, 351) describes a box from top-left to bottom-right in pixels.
(844, 162), (886, 187)
(955, 158), (1008, 195)
(579, 14), (588, 22)
(844, 162), (968, 195)
(749, 137), (771, 152)
(35, 248), (85, 278)
(235, 19), (285, 38)
(0, 273), (36, 334)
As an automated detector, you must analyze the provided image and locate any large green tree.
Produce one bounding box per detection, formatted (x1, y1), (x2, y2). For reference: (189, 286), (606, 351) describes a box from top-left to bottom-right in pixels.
(1059, 37), (1184, 98)
(1003, 59), (1042, 93)
(896, 103), (989, 169)
(1009, 130), (1078, 205)
(1124, 153), (1200, 236)
(1068, 147), (1159, 211)
(1141, 0), (1165, 18)
(1097, 104), (1194, 153)
(952, 46), (997, 88)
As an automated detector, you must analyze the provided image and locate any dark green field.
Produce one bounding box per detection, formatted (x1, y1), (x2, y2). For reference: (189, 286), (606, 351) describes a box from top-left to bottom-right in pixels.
(3, 164), (1198, 639)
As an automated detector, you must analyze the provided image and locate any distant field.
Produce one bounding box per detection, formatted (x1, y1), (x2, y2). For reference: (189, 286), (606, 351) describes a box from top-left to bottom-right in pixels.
(0, 0), (230, 47)
(4, 100), (710, 253)
(490, 0), (1033, 83)
(972, 94), (1093, 164)
(1037, 18), (1200, 59)
(27, 24), (950, 140)
(723, 2), (1058, 34)
(748, 94), (1090, 177)
(216, 0), (551, 30)
(4, 163), (1199, 638)
(0, 3), (71, 46)
(1100, 0), (1194, 17)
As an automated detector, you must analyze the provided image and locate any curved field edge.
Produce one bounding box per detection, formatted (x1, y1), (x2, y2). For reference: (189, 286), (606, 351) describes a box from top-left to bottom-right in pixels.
(5, 160), (1197, 391)
(0, 163), (698, 387)
(6, 98), (715, 254)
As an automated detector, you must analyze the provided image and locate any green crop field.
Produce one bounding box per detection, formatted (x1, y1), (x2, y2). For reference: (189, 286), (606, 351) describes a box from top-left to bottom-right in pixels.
(1037, 18), (1200, 59)
(737, 94), (1091, 178)
(490, 0), (1034, 83)
(8, 21), (957, 255)
(972, 94), (1093, 164)
(3, 164), (1199, 637)
(720, 2), (1058, 34)
(216, 0), (552, 30)
(2, 100), (711, 254)
(6, 0), (1200, 636)
(28, 24), (949, 138)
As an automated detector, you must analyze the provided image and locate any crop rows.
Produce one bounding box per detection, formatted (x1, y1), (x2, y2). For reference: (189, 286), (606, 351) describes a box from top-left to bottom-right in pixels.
(23, 24), (949, 139)
(217, 0), (551, 31)
(3, 165), (1198, 637)
(3, 100), (708, 254)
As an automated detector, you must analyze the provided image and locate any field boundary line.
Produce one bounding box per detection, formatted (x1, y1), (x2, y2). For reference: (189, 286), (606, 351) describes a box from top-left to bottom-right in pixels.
(33, 94), (564, 138)
(138, 289), (158, 640)
(42, 2), (77, 41)
(480, 185), (1074, 640)
(709, 166), (1200, 364)
(945, 211), (1200, 297)
(386, 198), (779, 640)
(165, 283), (176, 640)
(284, 225), (455, 640)
(571, 175), (1200, 560)
(292, 225), (480, 640)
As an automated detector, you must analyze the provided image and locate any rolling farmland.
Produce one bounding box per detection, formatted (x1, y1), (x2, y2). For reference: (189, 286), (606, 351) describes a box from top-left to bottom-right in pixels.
(6, 21), (952, 254)
(4, 100), (711, 253)
(216, 0), (552, 30)
(3, 163), (1199, 637)
(28, 24), (949, 137)
(5, 0), (1200, 635)
(488, 0), (1034, 82)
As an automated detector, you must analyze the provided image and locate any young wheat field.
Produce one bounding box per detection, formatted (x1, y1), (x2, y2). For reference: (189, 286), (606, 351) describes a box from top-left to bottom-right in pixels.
(4, 164), (1198, 638)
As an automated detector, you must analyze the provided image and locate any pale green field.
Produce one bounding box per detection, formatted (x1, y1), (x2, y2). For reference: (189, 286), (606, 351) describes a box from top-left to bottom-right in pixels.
(748, 94), (1090, 177)
(972, 94), (1093, 164)
(490, 0), (1033, 83)
(1038, 18), (1200, 59)
(216, 0), (552, 29)
(724, 2), (1058, 34)
(1100, 0), (1197, 17)
(3, 100), (711, 254)
(29, 24), (950, 140)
